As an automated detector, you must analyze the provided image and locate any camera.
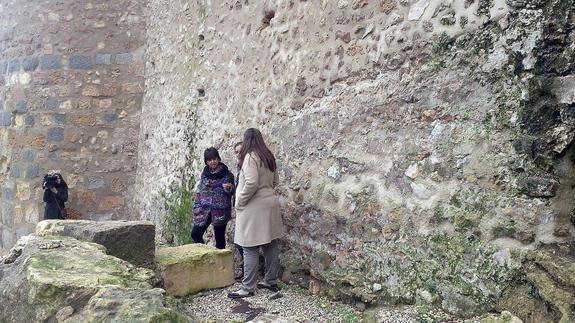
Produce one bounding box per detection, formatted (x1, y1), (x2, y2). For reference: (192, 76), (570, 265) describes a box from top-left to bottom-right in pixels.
(43, 174), (59, 189)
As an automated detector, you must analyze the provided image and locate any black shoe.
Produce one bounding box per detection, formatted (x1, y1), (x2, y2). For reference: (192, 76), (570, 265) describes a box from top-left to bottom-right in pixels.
(228, 289), (254, 299)
(257, 282), (280, 292)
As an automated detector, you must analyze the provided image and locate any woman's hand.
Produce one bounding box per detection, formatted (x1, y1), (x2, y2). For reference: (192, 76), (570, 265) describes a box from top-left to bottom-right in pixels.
(222, 183), (232, 190)
(50, 187), (58, 194)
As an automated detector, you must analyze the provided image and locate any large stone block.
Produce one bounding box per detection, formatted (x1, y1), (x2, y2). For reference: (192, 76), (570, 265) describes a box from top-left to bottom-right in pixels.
(0, 235), (188, 322)
(155, 244), (234, 296)
(36, 220), (155, 268)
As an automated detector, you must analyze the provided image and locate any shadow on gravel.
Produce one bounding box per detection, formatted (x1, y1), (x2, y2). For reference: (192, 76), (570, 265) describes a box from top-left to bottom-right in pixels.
(231, 298), (266, 321)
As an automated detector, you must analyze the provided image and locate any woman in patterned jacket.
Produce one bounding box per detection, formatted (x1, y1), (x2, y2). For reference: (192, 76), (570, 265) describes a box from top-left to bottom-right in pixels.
(191, 147), (235, 249)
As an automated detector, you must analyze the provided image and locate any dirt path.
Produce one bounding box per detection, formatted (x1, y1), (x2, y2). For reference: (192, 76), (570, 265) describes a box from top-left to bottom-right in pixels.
(181, 282), (479, 323)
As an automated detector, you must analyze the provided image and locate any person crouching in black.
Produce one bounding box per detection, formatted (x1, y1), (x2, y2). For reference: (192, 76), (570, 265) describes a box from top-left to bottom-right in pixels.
(42, 173), (68, 220)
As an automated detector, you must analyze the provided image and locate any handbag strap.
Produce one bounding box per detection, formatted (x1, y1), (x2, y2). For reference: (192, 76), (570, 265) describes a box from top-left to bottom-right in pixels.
(51, 191), (64, 218)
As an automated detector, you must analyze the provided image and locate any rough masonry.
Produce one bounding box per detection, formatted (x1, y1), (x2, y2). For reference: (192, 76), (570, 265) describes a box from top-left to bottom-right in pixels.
(0, 0), (146, 252)
(1, 0), (574, 318)
(137, 0), (575, 317)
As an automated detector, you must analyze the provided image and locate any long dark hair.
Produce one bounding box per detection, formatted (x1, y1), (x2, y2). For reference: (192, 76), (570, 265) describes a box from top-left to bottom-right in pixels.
(54, 173), (68, 189)
(238, 128), (276, 172)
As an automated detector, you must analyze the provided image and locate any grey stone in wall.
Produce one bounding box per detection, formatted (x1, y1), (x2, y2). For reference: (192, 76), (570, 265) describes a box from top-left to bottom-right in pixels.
(89, 212), (112, 221)
(1, 228), (14, 250)
(53, 114), (66, 125)
(95, 54), (112, 65)
(40, 55), (62, 70)
(45, 97), (58, 110)
(102, 113), (117, 123)
(24, 116), (34, 127)
(7, 59), (20, 73)
(13, 101), (27, 114)
(22, 57), (39, 71)
(114, 53), (133, 65)
(0, 60), (6, 74)
(25, 164), (39, 179)
(1, 205), (14, 226)
(47, 128), (64, 142)
(1, 187), (15, 201)
(86, 176), (105, 189)
(9, 166), (20, 179)
(69, 55), (93, 69)
(0, 112), (11, 127)
(21, 150), (35, 162)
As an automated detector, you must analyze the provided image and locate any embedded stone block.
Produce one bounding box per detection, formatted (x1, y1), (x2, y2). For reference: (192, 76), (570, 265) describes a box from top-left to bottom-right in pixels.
(69, 55), (93, 69)
(8, 59), (20, 73)
(40, 55), (62, 70)
(155, 244), (234, 296)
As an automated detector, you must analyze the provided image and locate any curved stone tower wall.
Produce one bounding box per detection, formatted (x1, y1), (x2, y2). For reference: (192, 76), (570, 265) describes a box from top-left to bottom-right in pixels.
(0, 0), (146, 252)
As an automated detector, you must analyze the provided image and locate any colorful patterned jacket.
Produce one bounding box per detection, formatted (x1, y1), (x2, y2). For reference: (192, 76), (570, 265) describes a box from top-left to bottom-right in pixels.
(192, 163), (235, 227)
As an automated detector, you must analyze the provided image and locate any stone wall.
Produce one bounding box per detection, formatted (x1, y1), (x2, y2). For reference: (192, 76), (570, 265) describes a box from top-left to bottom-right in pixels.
(0, 0), (146, 253)
(139, 0), (575, 315)
(134, 0), (202, 238)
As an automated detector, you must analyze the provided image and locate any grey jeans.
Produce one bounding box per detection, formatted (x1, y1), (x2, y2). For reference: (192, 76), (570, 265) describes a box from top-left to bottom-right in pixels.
(241, 239), (280, 292)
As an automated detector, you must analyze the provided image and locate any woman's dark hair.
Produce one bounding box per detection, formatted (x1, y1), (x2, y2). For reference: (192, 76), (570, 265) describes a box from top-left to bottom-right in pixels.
(238, 128), (276, 171)
(203, 147), (221, 165)
(54, 173), (68, 189)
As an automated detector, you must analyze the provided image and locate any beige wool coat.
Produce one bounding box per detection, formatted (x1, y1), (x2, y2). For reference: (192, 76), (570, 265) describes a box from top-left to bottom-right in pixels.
(234, 152), (284, 247)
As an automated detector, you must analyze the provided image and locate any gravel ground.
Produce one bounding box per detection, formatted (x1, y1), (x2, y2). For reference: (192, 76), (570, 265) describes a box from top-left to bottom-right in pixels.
(183, 282), (482, 323)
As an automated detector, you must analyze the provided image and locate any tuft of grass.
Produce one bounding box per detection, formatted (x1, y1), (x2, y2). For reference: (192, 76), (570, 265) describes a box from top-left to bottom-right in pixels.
(160, 179), (195, 246)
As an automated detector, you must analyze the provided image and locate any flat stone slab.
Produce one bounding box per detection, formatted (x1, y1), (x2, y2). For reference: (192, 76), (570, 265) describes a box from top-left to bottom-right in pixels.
(155, 243), (234, 296)
(36, 220), (155, 268)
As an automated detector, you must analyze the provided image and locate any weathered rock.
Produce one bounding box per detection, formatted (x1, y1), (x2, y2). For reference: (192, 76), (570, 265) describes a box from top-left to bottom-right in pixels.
(36, 220), (155, 268)
(519, 176), (560, 198)
(525, 265), (574, 323)
(64, 287), (191, 323)
(480, 311), (523, 323)
(0, 235), (187, 323)
(496, 284), (558, 323)
(155, 244), (234, 296)
(498, 242), (575, 323)
(532, 243), (575, 289)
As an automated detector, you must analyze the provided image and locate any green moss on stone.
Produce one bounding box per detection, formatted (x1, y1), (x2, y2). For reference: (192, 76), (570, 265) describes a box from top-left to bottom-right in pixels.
(320, 233), (522, 317)
(155, 243), (231, 266)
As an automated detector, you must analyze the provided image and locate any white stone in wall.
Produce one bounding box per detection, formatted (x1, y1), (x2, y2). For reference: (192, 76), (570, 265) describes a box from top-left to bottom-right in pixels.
(337, 0), (349, 9)
(551, 76), (575, 104)
(411, 182), (432, 199)
(408, 0), (431, 21)
(405, 164), (419, 179)
(19, 73), (31, 85)
(327, 162), (340, 179)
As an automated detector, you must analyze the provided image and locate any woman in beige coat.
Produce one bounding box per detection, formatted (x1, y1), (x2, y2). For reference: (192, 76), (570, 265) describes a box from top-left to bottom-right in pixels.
(228, 128), (285, 299)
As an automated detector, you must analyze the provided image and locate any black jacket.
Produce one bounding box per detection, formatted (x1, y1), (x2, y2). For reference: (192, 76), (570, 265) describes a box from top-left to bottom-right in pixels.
(43, 186), (68, 220)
